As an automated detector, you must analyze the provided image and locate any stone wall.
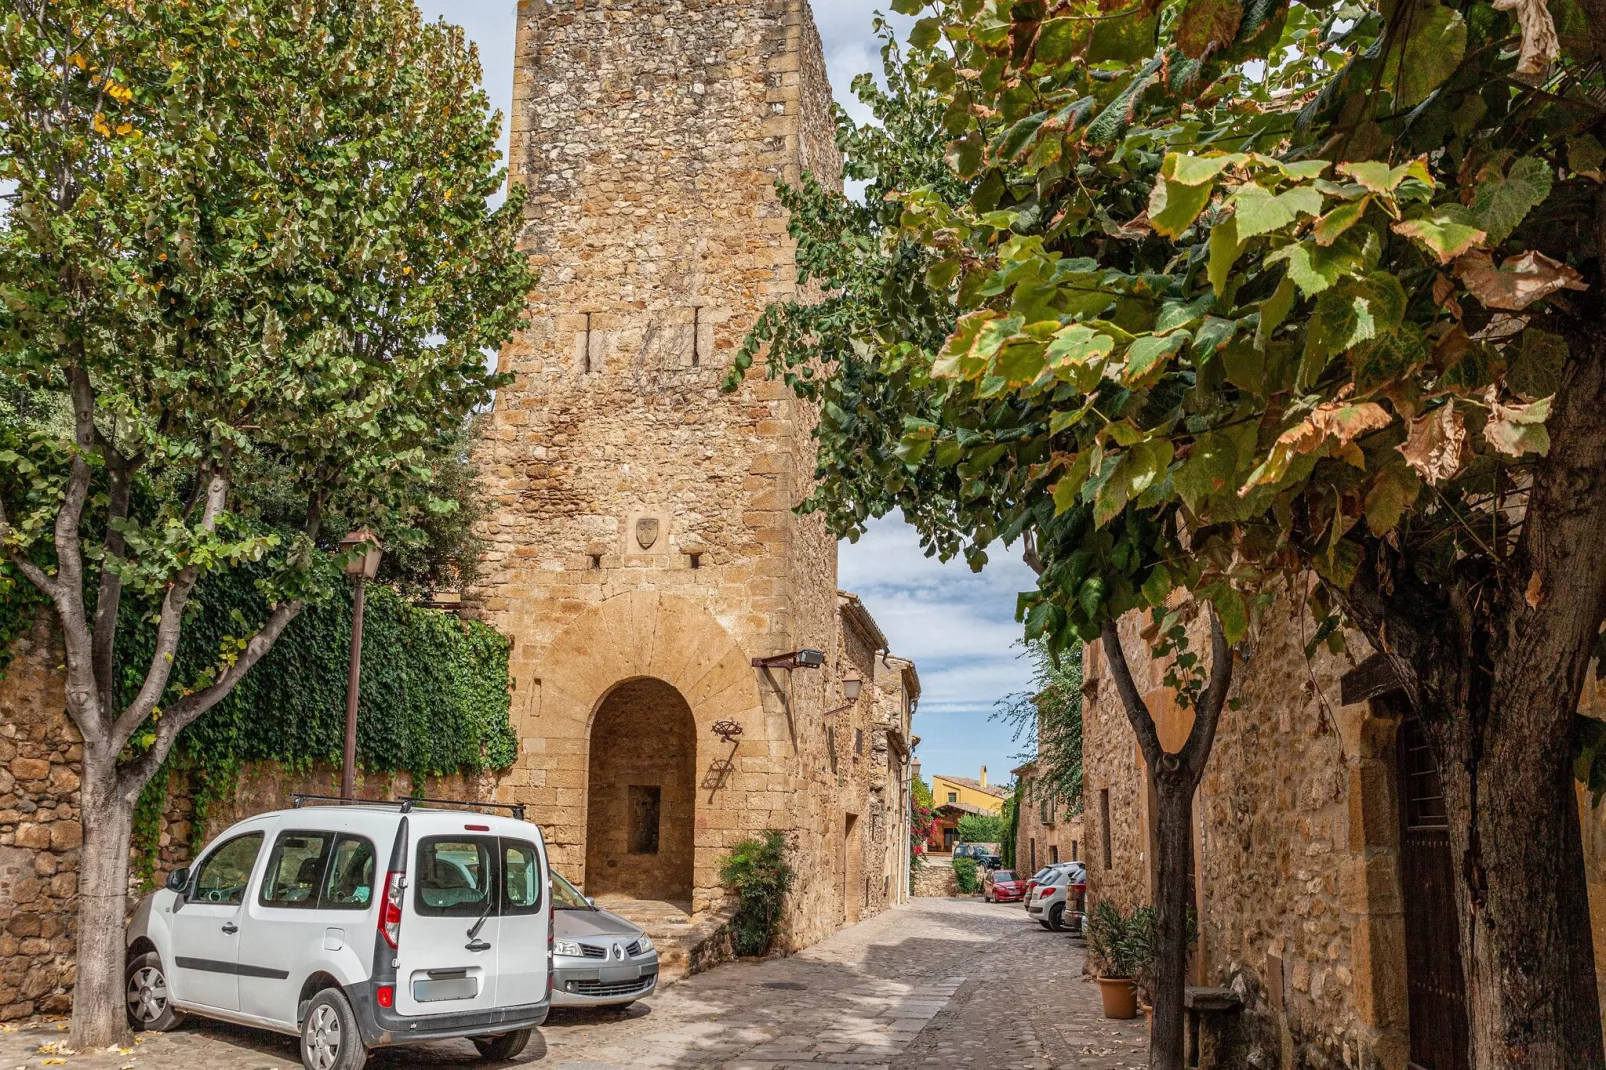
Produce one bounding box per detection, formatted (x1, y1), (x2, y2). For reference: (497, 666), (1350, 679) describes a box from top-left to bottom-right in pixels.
(0, 618), (80, 1021)
(1083, 592), (1606, 1068)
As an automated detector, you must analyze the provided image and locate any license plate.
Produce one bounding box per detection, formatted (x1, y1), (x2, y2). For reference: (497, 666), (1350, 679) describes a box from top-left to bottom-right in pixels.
(597, 965), (640, 984)
(412, 977), (478, 1002)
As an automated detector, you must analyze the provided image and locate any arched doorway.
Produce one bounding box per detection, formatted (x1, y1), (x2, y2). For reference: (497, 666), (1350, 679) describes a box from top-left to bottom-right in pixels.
(585, 677), (696, 903)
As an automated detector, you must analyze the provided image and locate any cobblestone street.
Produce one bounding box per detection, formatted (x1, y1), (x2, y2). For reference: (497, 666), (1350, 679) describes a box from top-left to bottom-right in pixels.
(0, 899), (1147, 1070)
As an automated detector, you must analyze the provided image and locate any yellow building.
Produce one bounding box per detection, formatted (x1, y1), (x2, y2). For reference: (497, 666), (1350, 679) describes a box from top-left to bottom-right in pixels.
(930, 767), (1009, 815)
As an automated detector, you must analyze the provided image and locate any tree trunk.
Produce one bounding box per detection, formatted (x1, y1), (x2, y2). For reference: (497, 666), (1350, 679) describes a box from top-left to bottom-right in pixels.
(69, 755), (136, 1050)
(1150, 772), (1196, 1070)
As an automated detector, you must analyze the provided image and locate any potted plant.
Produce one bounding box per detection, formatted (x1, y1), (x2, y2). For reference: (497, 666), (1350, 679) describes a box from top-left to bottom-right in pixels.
(1085, 901), (1139, 1019)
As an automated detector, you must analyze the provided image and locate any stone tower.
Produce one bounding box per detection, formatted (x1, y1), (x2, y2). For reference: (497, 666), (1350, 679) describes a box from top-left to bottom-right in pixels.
(470, 0), (850, 944)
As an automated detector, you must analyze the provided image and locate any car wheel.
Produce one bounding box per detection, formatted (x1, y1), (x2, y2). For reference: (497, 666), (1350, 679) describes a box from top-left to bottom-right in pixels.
(473, 1028), (533, 1061)
(1048, 902), (1067, 932)
(301, 989), (367, 1070)
(125, 952), (183, 1032)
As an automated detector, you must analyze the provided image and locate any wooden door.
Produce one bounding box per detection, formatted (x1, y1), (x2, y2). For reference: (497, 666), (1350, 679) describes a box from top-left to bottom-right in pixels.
(1397, 716), (1470, 1070)
(844, 814), (862, 924)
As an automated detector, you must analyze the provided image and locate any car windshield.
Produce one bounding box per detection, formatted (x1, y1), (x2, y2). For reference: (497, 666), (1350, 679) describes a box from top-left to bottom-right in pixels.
(551, 870), (593, 911)
(993, 871), (1014, 881)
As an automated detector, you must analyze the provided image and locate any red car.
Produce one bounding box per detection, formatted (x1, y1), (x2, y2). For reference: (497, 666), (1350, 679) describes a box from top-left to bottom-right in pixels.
(982, 868), (1026, 903)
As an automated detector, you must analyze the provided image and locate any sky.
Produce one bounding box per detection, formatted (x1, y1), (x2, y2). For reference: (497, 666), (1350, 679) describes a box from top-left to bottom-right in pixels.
(414, 1), (1037, 787)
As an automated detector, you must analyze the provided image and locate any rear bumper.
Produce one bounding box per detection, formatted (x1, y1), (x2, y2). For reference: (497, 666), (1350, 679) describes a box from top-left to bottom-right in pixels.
(345, 981), (550, 1047)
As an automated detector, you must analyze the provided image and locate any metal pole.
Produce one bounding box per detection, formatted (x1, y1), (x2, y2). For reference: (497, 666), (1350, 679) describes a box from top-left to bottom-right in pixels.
(341, 575), (367, 800)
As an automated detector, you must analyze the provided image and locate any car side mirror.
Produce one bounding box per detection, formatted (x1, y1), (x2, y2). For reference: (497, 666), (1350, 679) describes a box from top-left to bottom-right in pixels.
(585, 896), (595, 907)
(165, 868), (190, 895)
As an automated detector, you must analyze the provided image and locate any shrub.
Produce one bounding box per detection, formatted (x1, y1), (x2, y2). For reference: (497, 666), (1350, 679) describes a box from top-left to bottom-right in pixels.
(719, 830), (794, 956)
(951, 856), (982, 895)
(1085, 901), (1138, 980)
(957, 812), (1005, 844)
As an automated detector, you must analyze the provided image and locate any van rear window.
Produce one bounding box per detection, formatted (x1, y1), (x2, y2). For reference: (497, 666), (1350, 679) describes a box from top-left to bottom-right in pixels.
(416, 837), (496, 917)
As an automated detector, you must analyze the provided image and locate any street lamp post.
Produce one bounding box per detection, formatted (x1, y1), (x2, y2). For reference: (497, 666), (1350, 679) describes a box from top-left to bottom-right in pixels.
(340, 529), (382, 801)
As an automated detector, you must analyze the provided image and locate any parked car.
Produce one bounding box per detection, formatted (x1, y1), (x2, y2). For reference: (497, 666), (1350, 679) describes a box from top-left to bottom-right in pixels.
(550, 871), (659, 1007)
(125, 797), (551, 1070)
(981, 869), (1026, 903)
(952, 842), (1000, 863)
(1027, 863), (1087, 932)
(1023, 861), (1075, 904)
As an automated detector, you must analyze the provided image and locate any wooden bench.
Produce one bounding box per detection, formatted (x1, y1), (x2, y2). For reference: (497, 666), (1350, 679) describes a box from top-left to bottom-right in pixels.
(1184, 986), (1244, 1069)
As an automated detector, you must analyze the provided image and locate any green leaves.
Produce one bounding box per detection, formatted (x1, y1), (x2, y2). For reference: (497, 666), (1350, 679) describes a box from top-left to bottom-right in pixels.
(1393, 206), (1486, 264)
(1301, 272), (1407, 385)
(1471, 156), (1553, 246)
(1384, 2), (1467, 107)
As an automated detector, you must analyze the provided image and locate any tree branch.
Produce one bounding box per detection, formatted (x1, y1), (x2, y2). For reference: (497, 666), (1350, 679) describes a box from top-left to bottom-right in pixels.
(111, 469), (230, 747)
(1101, 619), (1167, 773)
(1180, 609), (1232, 782)
(117, 600), (303, 803)
(91, 454), (139, 716)
(1022, 529), (1045, 576)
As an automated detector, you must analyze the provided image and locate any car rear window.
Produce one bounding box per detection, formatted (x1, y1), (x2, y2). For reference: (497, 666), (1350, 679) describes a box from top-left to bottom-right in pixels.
(502, 839), (543, 915)
(416, 837), (496, 917)
(994, 871), (1014, 881)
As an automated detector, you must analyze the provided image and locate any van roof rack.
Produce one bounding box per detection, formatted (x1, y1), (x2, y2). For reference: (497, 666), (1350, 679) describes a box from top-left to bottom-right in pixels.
(289, 793), (527, 822)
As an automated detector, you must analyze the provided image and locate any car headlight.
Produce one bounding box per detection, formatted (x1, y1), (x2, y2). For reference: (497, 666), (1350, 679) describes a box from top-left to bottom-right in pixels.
(636, 935), (654, 953)
(553, 940), (583, 957)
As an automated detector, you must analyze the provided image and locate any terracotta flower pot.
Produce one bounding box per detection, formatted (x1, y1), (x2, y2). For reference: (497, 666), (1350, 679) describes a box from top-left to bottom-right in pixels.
(1097, 976), (1138, 1019)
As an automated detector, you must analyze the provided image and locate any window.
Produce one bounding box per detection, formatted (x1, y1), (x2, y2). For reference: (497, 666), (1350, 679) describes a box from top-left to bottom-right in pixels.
(1049, 845), (1059, 865)
(1072, 840), (1079, 861)
(1100, 789), (1113, 868)
(260, 832), (330, 908)
(1041, 795), (1053, 824)
(502, 839), (543, 915)
(629, 785), (662, 855)
(260, 832), (375, 910)
(192, 832), (263, 906)
(947, 792), (957, 804)
(322, 836), (376, 909)
(1029, 839), (1037, 871)
(417, 837), (495, 916)
(853, 729), (863, 756)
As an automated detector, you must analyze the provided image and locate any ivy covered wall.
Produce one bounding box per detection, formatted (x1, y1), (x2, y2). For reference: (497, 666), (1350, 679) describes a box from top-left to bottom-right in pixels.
(1, 567), (517, 880)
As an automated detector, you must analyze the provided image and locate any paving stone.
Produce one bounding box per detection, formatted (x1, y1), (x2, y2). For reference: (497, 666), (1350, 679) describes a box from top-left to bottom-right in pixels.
(0, 899), (1145, 1069)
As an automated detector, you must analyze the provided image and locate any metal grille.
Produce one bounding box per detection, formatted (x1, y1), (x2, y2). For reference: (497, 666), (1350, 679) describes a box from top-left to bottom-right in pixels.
(624, 940), (641, 956)
(570, 972), (656, 998)
(579, 943), (606, 959)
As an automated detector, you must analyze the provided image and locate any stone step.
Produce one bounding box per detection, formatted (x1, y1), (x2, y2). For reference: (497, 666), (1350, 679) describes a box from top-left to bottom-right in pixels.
(592, 896), (735, 983)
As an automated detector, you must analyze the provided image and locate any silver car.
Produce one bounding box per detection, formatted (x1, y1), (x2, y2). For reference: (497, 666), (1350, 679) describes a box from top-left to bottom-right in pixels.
(1026, 861), (1086, 932)
(551, 872), (660, 1007)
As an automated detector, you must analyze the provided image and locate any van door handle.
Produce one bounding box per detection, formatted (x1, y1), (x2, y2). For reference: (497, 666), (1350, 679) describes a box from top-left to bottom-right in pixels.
(466, 939), (491, 953)
(222, 923), (239, 934)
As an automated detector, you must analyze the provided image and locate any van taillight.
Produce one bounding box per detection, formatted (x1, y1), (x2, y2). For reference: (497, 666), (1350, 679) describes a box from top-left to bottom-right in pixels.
(380, 871), (404, 949)
(376, 985), (394, 1008)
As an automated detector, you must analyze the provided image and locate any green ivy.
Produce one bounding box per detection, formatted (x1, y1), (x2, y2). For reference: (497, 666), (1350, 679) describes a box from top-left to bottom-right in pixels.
(0, 559), (518, 874)
(951, 855), (982, 895)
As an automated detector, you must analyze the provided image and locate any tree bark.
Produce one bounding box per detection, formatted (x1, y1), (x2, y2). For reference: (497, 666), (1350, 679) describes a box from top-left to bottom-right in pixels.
(68, 754), (136, 1050)
(1102, 613), (1232, 1070)
(1151, 775), (1196, 1070)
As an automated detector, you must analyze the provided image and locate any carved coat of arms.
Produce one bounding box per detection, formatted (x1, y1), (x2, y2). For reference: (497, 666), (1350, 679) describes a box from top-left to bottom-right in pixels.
(635, 517), (660, 550)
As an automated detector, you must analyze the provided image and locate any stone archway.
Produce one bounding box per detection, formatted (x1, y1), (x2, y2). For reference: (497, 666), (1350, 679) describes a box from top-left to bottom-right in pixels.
(584, 678), (696, 902)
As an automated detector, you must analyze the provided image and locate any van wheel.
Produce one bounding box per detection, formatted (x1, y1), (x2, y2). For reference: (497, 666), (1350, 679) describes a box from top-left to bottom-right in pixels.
(473, 1028), (532, 1061)
(125, 952), (183, 1032)
(301, 989), (367, 1070)
(1048, 903), (1067, 932)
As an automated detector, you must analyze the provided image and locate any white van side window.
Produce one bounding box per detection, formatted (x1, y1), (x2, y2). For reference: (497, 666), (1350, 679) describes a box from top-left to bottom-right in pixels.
(193, 832), (264, 906)
(323, 836), (376, 908)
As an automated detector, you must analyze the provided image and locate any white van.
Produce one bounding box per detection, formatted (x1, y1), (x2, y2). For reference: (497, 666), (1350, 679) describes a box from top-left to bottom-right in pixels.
(125, 796), (551, 1070)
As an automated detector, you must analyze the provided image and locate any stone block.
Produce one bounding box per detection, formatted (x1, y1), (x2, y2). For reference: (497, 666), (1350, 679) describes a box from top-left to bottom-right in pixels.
(7, 759), (49, 783)
(48, 821), (81, 851)
(12, 824), (49, 850)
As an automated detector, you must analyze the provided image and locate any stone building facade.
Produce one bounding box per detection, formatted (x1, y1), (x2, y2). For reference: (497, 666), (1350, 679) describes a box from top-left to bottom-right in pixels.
(1082, 592), (1606, 1069)
(463, 0), (906, 951)
(1012, 758), (1083, 876)
(0, 0), (923, 1020)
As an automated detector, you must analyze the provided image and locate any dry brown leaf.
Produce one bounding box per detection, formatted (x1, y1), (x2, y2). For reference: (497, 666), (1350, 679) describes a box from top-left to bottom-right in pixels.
(1398, 404), (1468, 485)
(1454, 249), (1588, 311)
(1526, 571), (1546, 608)
(1492, 0), (1560, 76)
(1310, 400), (1392, 445)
